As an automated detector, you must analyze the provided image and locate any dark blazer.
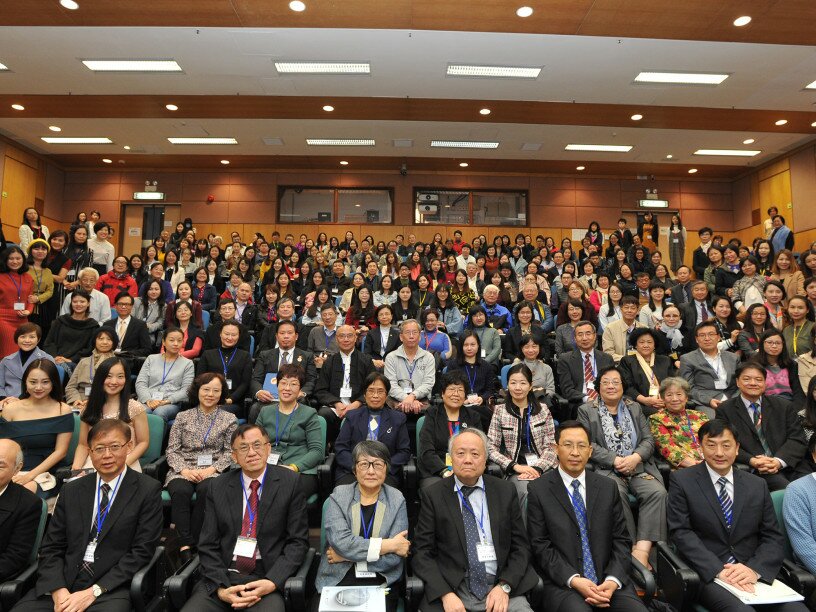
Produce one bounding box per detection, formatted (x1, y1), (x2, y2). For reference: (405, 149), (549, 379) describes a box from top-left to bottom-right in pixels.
(35, 468), (162, 596)
(103, 317), (153, 358)
(334, 407), (411, 482)
(679, 300), (713, 351)
(256, 319), (310, 354)
(191, 284), (219, 313)
(0, 482), (42, 581)
(413, 474), (539, 605)
(714, 267), (741, 297)
(557, 349), (615, 404)
(619, 354), (677, 402)
(362, 326), (401, 361)
(668, 462), (784, 583)
(506, 325), (549, 361)
(313, 350), (375, 407)
(527, 470), (632, 596)
(418, 403), (482, 478)
(250, 347), (316, 398)
(197, 347), (253, 403)
(237, 303), (260, 333)
(692, 247), (711, 280)
(198, 466), (309, 594)
(670, 282), (692, 306)
(204, 321), (251, 353)
(678, 349), (739, 409)
(716, 395), (807, 471)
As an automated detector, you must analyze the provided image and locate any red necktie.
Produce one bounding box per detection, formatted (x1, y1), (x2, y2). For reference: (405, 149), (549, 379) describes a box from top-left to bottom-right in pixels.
(584, 354), (598, 401)
(235, 479), (260, 574)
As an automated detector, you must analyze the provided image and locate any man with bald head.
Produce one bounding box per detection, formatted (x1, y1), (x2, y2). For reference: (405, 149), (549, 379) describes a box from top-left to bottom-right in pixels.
(314, 324), (376, 443)
(0, 439), (42, 581)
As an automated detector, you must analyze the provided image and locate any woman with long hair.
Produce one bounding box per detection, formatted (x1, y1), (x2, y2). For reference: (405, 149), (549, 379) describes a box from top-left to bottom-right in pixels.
(26, 239), (54, 333)
(42, 288), (96, 373)
(709, 295), (742, 353)
(64, 224), (94, 292)
(18, 207), (49, 253)
(444, 330), (497, 429)
(345, 286), (377, 333)
(373, 274), (397, 307)
(392, 285), (418, 323)
(783, 295), (815, 360)
(133, 279), (167, 347)
(736, 303), (772, 360)
(754, 329), (804, 404)
(64, 326), (118, 409)
(668, 213), (687, 273)
(170, 300), (204, 359)
(638, 280), (668, 329)
(637, 211), (659, 252)
(772, 249), (806, 304)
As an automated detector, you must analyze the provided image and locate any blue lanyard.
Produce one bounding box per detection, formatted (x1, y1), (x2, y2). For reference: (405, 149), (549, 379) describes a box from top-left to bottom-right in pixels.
(455, 483), (486, 540)
(406, 359), (417, 380)
(7, 273), (22, 300)
(200, 407), (220, 446)
(274, 407), (297, 447)
(525, 403), (533, 452)
(218, 348), (237, 377)
(465, 364), (477, 393)
(360, 502), (377, 539)
(94, 472), (124, 541)
(161, 358), (178, 385)
(240, 472), (265, 535)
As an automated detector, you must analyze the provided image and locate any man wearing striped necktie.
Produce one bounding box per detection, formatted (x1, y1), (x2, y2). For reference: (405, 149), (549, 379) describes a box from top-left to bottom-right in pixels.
(668, 420), (807, 612)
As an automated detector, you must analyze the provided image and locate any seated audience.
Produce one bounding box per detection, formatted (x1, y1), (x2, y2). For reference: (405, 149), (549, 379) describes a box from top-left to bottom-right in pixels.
(44, 289), (98, 374)
(64, 327), (118, 409)
(602, 296), (647, 363)
(0, 323), (53, 406)
(648, 377), (709, 470)
(196, 321), (253, 412)
(0, 439), (43, 581)
(618, 327), (676, 416)
(134, 327), (195, 421)
(383, 319), (436, 414)
(678, 321), (739, 414)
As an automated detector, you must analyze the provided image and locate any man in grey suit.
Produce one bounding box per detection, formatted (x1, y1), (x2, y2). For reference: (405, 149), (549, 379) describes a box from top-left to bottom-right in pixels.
(668, 419), (808, 612)
(678, 321), (739, 416)
(557, 321), (615, 421)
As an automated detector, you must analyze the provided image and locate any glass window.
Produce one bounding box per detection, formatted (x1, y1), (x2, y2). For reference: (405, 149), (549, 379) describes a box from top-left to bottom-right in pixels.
(278, 187), (392, 224)
(414, 189), (527, 226)
(472, 191), (526, 226)
(415, 191), (469, 225)
(338, 189), (393, 223)
(278, 188), (334, 223)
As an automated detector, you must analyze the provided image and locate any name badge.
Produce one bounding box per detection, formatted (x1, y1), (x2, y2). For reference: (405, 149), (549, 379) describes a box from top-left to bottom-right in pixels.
(586, 381), (594, 390)
(714, 380), (727, 390)
(355, 561), (376, 579)
(673, 238), (680, 244)
(466, 394), (479, 404)
(197, 454), (213, 467)
(267, 452), (281, 465)
(332, 287), (339, 294)
(481, 349), (486, 358)
(476, 543), (497, 562)
(233, 536), (257, 558)
(13, 302), (25, 311)
(402, 385), (413, 395)
(524, 453), (538, 466)
(85, 386), (92, 396)
(648, 388), (659, 397)
(83, 540), (97, 563)
(226, 378), (233, 390)
(340, 385), (352, 401)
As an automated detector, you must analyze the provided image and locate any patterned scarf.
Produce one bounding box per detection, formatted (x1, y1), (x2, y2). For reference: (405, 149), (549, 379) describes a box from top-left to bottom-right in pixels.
(598, 399), (637, 457)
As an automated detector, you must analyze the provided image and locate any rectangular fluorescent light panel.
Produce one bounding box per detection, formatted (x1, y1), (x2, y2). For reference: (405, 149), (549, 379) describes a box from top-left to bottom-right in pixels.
(805, 80), (816, 90)
(274, 62), (370, 74)
(431, 141), (499, 149)
(634, 71), (729, 85)
(565, 144), (633, 153)
(306, 139), (375, 146)
(132, 192), (165, 201)
(694, 149), (761, 157)
(639, 199), (670, 208)
(41, 137), (113, 144)
(447, 64), (541, 79)
(82, 59), (183, 72)
(167, 138), (238, 145)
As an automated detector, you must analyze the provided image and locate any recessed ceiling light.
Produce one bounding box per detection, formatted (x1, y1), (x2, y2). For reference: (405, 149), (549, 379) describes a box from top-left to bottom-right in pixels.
(123, 145), (131, 150)
(479, 108), (491, 115)
(743, 138), (755, 144)
(306, 139), (375, 146)
(340, 160), (349, 165)
(733, 15), (752, 27)
(631, 114), (643, 121)
(634, 71), (729, 85)
(688, 168), (698, 174)
(60, 0), (79, 9)
(804, 80), (816, 90)
(576, 165), (586, 171)
(41, 137), (112, 144)
(775, 119), (788, 126)
(48, 126), (61, 132)
(666, 154), (673, 159)
(354, 204), (361, 207)
(220, 160), (230, 165)
(167, 137), (238, 145)
(459, 162), (469, 167)
(0, 62), (8, 71)
(289, 1), (306, 11)
(694, 149), (761, 157)
(165, 104), (178, 111)
(431, 141), (499, 149)
(274, 61), (370, 74)
(565, 144), (633, 152)
(812, 122), (816, 128)
(11, 104), (24, 111)
(102, 158), (112, 164)
(516, 6), (533, 17)
(322, 105), (334, 112)
(446, 64), (541, 79)
(81, 59), (182, 72)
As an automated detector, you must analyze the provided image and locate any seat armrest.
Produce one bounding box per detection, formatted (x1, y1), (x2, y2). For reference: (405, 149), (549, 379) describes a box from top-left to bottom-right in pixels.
(318, 453), (335, 501)
(486, 462), (503, 478)
(284, 547), (315, 611)
(630, 555), (656, 603)
(164, 555), (201, 611)
(0, 561), (39, 611)
(142, 455), (168, 481)
(780, 558), (816, 599)
(527, 574), (544, 610)
(405, 574), (424, 612)
(54, 465), (72, 490)
(130, 546), (166, 612)
(655, 541), (700, 612)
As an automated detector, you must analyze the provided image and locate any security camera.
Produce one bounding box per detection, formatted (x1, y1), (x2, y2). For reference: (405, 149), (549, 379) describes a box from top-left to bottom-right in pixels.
(400, 163), (408, 177)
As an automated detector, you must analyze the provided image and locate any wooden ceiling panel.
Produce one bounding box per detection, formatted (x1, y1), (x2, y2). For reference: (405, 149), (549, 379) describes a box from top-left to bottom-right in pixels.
(2, 1), (816, 45)
(2, 94), (815, 134)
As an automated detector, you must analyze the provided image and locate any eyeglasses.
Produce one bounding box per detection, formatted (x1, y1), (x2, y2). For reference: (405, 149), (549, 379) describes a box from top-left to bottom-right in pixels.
(90, 443), (126, 455)
(366, 388), (387, 396)
(559, 442), (590, 451)
(696, 332), (720, 339)
(356, 460), (387, 472)
(232, 441), (269, 455)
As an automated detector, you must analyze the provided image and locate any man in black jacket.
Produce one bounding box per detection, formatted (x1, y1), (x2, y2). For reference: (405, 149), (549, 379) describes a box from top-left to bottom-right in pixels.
(104, 293), (153, 358)
(0, 440), (42, 582)
(692, 226), (714, 280)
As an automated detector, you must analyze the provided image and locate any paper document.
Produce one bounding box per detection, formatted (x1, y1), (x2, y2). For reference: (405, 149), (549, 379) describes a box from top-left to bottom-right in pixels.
(318, 586), (386, 611)
(714, 578), (804, 604)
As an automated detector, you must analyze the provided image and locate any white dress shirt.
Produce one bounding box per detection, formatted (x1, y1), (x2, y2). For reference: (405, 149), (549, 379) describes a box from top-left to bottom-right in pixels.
(453, 475), (497, 576)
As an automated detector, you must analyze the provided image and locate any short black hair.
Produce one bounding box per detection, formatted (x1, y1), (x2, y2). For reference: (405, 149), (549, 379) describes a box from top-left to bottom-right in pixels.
(735, 361), (766, 380)
(698, 419), (739, 444)
(231, 423), (270, 446)
(555, 420), (590, 443)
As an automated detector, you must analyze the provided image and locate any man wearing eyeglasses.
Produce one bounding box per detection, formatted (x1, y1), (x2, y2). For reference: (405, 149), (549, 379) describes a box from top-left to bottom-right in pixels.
(527, 421), (649, 612)
(679, 321), (739, 416)
(182, 423), (308, 612)
(13, 419), (162, 612)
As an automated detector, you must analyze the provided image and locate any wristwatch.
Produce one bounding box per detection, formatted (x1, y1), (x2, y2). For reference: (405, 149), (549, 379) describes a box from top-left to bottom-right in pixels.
(91, 584), (104, 598)
(499, 582), (511, 594)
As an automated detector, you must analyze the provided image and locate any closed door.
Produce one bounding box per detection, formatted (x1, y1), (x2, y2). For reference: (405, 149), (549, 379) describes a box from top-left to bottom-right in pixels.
(119, 203), (181, 256)
(2, 156), (38, 240)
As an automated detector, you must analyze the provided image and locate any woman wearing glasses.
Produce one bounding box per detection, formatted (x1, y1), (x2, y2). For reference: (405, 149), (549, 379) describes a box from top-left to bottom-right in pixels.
(255, 363), (323, 501)
(165, 372), (237, 562)
(315, 440), (409, 612)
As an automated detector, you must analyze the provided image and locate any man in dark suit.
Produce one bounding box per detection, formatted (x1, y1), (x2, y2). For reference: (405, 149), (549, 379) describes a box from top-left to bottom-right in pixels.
(0, 440), (42, 582)
(181, 423), (309, 612)
(557, 321), (614, 421)
(527, 421), (648, 612)
(669, 266), (693, 306)
(255, 298), (309, 353)
(13, 419), (162, 612)
(314, 324), (376, 444)
(679, 281), (714, 350)
(691, 227), (714, 280)
(234, 282), (259, 333)
(197, 320), (253, 412)
(716, 362), (808, 491)
(413, 428), (538, 612)
(104, 292), (152, 357)
(668, 419), (808, 612)
(249, 320), (316, 423)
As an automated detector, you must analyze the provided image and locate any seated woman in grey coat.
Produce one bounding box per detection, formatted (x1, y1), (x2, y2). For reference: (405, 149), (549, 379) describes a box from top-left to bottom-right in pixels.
(314, 440), (409, 612)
